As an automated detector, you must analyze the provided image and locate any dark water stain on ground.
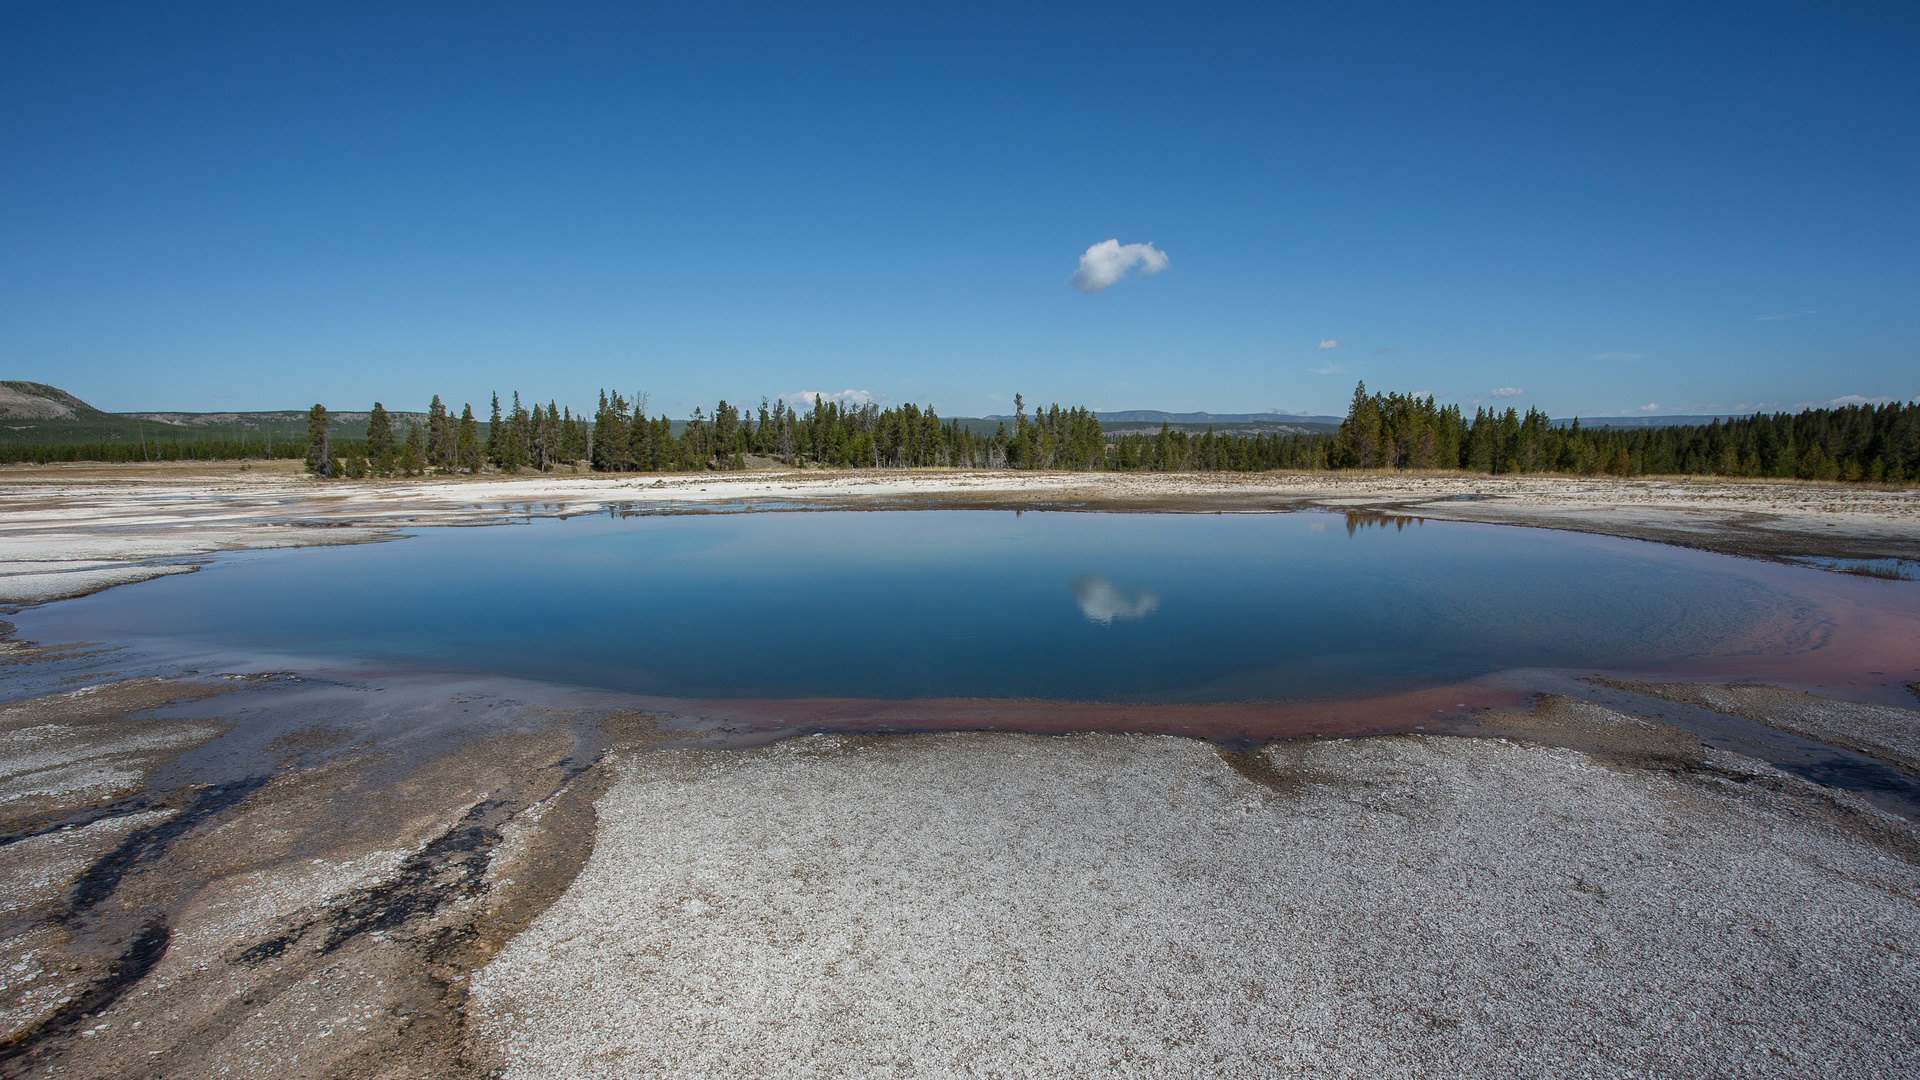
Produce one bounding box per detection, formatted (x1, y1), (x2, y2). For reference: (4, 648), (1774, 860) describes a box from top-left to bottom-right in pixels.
(1522, 673), (1920, 820)
(1213, 741), (1308, 797)
(63, 776), (270, 920)
(0, 775), (271, 1074)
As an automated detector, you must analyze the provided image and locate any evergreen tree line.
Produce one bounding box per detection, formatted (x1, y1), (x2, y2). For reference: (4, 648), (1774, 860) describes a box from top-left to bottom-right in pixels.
(305, 397), (500, 478)
(585, 390), (1304, 473)
(585, 391), (1104, 472)
(290, 384), (1920, 483)
(0, 437), (315, 465)
(1105, 426), (1330, 471)
(1332, 382), (1920, 481)
(580, 389), (1331, 474)
(587, 391), (979, 471)
(305, 389), (1129, 474)
(19, 380), (1907, 483)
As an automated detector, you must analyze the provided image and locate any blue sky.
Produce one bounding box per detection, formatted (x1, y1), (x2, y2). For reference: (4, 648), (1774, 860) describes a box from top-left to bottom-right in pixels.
(2, 2), (1914, 419)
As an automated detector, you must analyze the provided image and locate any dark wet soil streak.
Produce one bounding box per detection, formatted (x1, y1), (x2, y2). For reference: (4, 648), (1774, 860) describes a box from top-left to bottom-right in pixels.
(237, 783), (538, 966)
(164, 756), (608, 1080)
(1560, 677), (1920, 818)
(1212, 742), (1305, 797)
(0, 777), (270, 1074)
(0, 746), (610, 1080)
(0, 920), (172, 1066)
(63, 777), (271, 920)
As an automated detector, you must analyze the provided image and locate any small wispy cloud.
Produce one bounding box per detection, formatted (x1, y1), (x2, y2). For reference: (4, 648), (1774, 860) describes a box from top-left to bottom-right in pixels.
(1490, 387), (1524, 399)
(1792, 394), (1902, 410)
(1372, 346), (1395, 355)
(1071, 239), (1170, 293)
(1317, 338), (1342, 350)
(1757, 308), (1821, 322)
(1593, 352), (1645, 361)
(1310, 363), (1343, 375)
(1636, 402), (1662, 412)
(781, 389), (874, 409)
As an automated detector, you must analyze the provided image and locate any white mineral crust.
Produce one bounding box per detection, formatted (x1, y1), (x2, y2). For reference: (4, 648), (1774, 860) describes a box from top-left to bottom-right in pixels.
(470, 731), (1920, 1079)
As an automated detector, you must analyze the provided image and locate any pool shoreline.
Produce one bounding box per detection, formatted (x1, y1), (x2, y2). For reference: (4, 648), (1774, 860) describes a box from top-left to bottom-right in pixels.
(4, 464), (1918, 610)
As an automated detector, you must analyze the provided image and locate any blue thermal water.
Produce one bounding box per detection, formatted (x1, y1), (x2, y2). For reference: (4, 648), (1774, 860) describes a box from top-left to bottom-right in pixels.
(10, 511), (1842, 702)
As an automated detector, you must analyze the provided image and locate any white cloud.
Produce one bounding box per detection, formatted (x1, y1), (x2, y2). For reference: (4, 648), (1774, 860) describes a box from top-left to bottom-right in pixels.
(1757, 308), (1821, 321)
(1636, 402), (1662, 412)
(1071, 575), (1159, 625)
(1309, 363), (1343, 375)
(1070, 239), (1170, 293)
(1318, 338), (1342, 350)
(1372, 346), (1396, 355)
(1490, 387), (1524, 399)
(781, 389), (874, 409)
(1791, 394), (1903, 410)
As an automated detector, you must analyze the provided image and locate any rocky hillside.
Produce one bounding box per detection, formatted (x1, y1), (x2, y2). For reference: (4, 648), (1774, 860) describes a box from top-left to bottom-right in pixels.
(0, 382), (417, 448)
(0, 381), (109, 421)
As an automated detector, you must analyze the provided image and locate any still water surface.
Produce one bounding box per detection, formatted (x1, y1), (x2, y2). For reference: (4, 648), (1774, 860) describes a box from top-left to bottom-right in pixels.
(17, 510), (1905, 704)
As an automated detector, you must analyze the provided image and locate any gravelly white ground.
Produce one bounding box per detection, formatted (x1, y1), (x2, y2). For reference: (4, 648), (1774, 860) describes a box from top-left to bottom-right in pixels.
(469, 732), (1920, 1080)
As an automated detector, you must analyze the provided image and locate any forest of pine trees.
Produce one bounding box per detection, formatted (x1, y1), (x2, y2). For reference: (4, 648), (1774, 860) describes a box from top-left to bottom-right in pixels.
(7, 382), (1911, 483)
(583, 391), (1107, 472)
(1329, 382), (1920, 482)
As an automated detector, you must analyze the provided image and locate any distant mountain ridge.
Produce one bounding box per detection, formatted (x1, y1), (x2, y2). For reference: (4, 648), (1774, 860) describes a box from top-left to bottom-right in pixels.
(983, 409), (1345, 426)
(1550, 414), (1742, 429)
(123, 409), (430, 427)
(0, 381), (109, 421)
(0, 381), (424, 446)
(1100, 410), (1345, 425)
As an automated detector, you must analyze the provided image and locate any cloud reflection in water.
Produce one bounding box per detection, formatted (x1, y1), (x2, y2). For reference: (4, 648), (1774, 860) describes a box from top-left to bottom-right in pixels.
(1071, 575), (1160, 625)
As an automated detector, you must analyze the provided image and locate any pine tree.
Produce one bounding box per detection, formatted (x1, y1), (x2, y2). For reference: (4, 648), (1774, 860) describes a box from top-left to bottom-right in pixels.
(457, 404), (482, 473)
(1466, 409), (1493, 472)
(487, 393), (504, 465)
(560, 407), (581, 464)
(592, 390), (630, 471)
(367, 402), (395, 475)
(305, 404), (331, 477)
(1497, 408), (1522, 474)
(400, 423), (424, 476)
(713, 400), (740, 469)
(1336, 382), (1382, 468)
(505, 391), (530, 470)
(426, 395), (452, 471)
(775, 401), (795, 460)
(627, 402), (653, 471)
